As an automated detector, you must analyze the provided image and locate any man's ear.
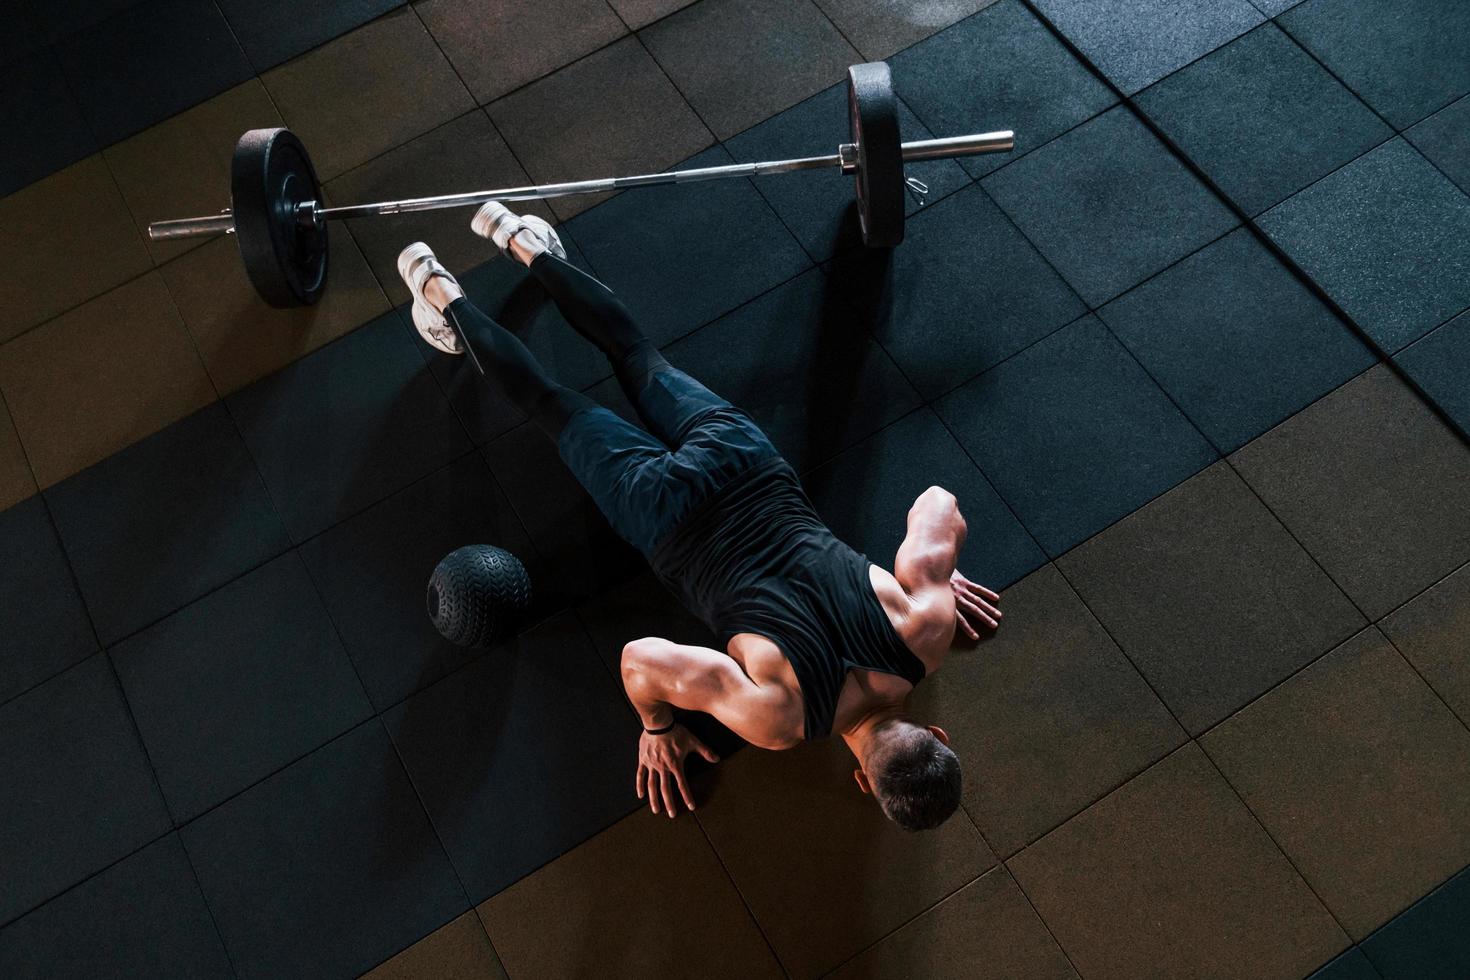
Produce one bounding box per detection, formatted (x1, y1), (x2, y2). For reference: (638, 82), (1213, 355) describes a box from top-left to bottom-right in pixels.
(853, 768), (872, 794)
(927, 725), (950, 746)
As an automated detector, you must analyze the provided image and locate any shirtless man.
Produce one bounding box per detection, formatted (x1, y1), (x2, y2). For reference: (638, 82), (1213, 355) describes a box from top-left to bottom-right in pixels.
(398, 204), (1002, 833)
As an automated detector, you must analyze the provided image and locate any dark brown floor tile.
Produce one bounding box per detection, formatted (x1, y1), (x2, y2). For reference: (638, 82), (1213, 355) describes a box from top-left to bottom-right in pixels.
(160, 229), (390, 395)
(104, 80), (285, 266)
(1202, 627), (1470, 940)
(826, 866), (1077, 980)
(695, 738), (995, 979)
(813, 0), (1005, 60)
(1381, 562), (1470, 723)
(415, 0), (626, 104)
(479, 809), (783, 980)
(326, 111), (556, 305)
(605, 0), (697, 28)
(261, 7), (475, 181)
(487, 36), (712, 221)
(911, 564), (1183, 856)
(0, 395), (35, 511)
(1230, 365), (1470, 621)
(361, 911), (507, 980)
(1058, 461), (1366, 734)
(0, 273), (215, 487)
(1008, 743), (1346, 980)
(641, 0), (860, 140)
(0, 155), (150, 343)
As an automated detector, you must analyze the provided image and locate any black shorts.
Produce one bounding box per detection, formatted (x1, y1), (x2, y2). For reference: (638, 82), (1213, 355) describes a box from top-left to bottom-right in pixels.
(556, 367), (780, 556)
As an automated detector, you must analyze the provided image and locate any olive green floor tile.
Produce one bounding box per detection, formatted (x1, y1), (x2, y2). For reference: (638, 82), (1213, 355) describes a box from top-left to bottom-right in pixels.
(104, 79), (286, 266)
(361, 911), (506, 980)
(0, 156), (151, 343)
(479, 809), (781, 980)
(1203, 628), (1470, 939)
(160, 229), (389, 395)
(0, 272), (215, 487)
(1381, 562), (1470, 722)
(695, 738), (995, 979)
(261, 8), (475, 181)
(1009, 743), (1346, 980)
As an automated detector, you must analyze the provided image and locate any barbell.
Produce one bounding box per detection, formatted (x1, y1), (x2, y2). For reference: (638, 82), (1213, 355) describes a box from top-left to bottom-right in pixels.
(147, 62), (1014, 308)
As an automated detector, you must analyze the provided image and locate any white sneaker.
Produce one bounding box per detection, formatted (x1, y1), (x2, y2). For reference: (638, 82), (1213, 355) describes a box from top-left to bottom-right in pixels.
(471, 202), (567, 262)
(396, 242), (464, 356)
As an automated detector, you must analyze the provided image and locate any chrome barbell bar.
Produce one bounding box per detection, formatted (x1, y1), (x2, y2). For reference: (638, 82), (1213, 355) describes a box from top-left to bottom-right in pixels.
(147, 131), (1014, 242)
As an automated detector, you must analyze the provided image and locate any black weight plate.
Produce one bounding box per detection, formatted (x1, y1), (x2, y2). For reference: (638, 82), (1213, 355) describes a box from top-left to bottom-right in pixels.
(232, 128), (328, 307)
(847, 62), (904, 248)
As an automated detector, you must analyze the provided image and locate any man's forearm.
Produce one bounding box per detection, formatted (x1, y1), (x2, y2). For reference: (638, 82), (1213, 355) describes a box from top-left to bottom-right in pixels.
(622, 669), (676, 731)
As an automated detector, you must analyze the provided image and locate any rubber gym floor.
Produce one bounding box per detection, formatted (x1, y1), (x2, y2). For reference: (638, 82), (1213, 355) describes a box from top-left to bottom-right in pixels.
(3, 0), (1469, 977)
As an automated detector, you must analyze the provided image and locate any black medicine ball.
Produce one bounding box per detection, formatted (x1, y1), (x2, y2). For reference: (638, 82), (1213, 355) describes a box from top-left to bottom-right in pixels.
(427, 545), (532, 648)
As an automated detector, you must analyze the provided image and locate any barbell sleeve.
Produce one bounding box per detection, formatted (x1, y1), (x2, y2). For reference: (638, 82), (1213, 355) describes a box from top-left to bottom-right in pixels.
(145, 129), (1016, 242)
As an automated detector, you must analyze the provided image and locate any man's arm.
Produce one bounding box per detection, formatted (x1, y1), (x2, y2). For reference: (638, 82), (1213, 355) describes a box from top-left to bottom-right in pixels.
(620, 638), (802, 751)
(894, 486), (1001, 641)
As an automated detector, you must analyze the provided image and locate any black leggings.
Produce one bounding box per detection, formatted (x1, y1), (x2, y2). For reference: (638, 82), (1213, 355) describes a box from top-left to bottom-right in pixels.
(444, 253), (676, 441)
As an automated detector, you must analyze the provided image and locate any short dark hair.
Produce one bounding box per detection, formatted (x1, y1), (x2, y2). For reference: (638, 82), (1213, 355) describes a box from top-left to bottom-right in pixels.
(871, 728), (962, 832)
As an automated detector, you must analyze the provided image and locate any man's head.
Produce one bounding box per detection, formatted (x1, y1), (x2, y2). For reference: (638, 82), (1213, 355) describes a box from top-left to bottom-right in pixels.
(852, 719), (960, 832)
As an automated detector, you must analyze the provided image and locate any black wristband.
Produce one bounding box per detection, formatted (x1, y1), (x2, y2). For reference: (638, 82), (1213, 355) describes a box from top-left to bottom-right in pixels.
(644, 722), (675, 736)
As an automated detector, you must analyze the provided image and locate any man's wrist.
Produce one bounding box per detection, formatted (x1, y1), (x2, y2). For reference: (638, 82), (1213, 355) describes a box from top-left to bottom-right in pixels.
(644, 721), (676, 735)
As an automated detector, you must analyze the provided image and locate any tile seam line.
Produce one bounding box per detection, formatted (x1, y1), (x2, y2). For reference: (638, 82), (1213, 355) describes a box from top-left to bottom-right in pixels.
(685, 811), (795, 980)
(1010, 0), (1470, 452)
(1040, 561), (1361, 943)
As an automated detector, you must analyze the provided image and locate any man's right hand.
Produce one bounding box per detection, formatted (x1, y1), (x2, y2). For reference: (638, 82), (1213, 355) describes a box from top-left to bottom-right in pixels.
(950, 569), (1002, 640)
(637, 723), (719, 818)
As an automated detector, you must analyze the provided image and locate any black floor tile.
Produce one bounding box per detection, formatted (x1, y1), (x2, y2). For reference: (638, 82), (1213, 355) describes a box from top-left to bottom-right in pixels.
(566, 145), (811, 348)
(55, 0), (253, 146)
(827, 184), (1085, 399)
(383, 614), (639, 903)
(983, 106), (1237, 307)
(1251, 0), (1304, 13)
(934, 315), (1217, 556)
(44, 403), (290, 646)
(0, 496), (96, 706)
(1097, 227), (1375, 453)
(574, 572), (745, 761)
(0, 0), (45, 66)
(1137, 24), (1390, 215)
(723, 80), (970, 263)
(0, 834), (233, 979)
(415, 241), (615, 446)
(587, 268), (922, 474)
(893, 0), (1115, 180)
(217, 0), (404, 70)
(299, 453), (562, 712)
(803, 407), (1045, 591)
(1279, 0), (1470, 130)
(1308, 948), (1383, 980)
(227, 310), (471, 543)
(0, 48), (96, 197)
(1229, 365), (1470, 621)
(1059, 461), (1364, 734)
(1363, 865), (1470, 980)
(110, 552), (372, 822)
(1259, 139), (1470, 353)
(0, 655), (170, 926)
(639, 0), (859, 140)
(1406, 95), (1470, 197)
(481, 423), (648, 603)
(27, 0), (140, 44)
(180, 721), (466, 980)
(1029, 0), (1262, 95)
(1396, 311), (1470, 437)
